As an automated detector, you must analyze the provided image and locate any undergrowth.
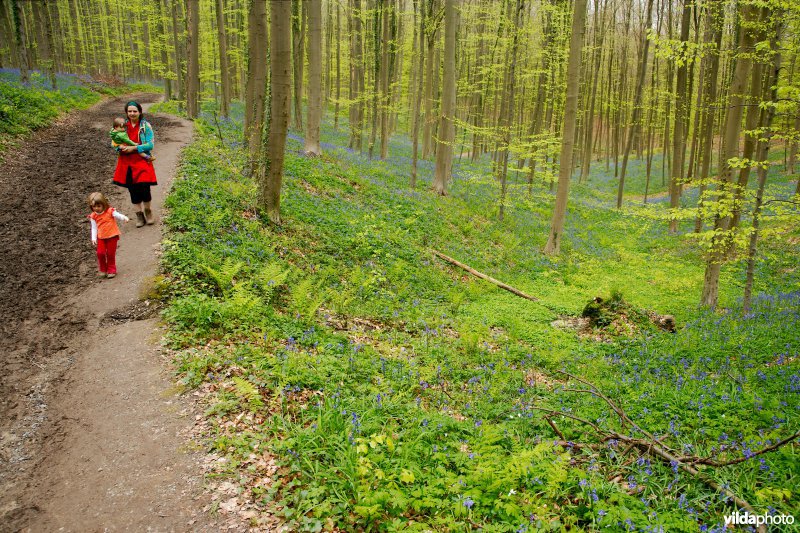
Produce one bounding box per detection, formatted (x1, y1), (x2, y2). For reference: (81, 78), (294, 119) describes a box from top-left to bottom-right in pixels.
(154, 98), (800, 532)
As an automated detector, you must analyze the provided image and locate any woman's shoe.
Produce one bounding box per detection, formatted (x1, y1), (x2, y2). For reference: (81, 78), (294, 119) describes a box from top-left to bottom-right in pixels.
(144, 208), (155, 225)
(106, 273), (116, 279)
(135, 212), (146, 227)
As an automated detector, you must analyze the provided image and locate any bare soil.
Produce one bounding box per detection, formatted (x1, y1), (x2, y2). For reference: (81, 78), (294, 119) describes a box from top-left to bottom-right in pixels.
(0, 95), (223, 531)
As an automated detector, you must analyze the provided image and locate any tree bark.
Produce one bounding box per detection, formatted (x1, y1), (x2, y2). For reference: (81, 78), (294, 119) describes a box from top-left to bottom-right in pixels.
(245, 0), (268, 174)
(544, 0), (588, 255)
(215, 0), (232, 117)
(432, 0), (456, 196)
(292, 0), (305, 129)
(694, 0), (723, 233)
(348, 0), (365, 150)
(304, 0), (323, 156)
(616, 0), (654, 208)
(700, 3), (759, 309)
(411, 0), (426, 188)
(258, 0), (291, 224)
(668, 0), (692, 233)
(186, 0), (201, 118)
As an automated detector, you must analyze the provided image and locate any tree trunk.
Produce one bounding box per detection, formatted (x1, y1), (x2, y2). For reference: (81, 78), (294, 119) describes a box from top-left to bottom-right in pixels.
(258, 0), (292, 224)
(432, 0), (456, 195)
(304, 0), (322, 156)
(544, 0), (588, 255)
(743, 26), (781, 313)
(700, 3), (759, 309)
(10, 0), (30, 83)
(694, 0), (723, 233)
(379, 1), (392, 160)
(170, 0), (184, 100)
(215, 0), (232, 117)
(334, 1), (341, 130)
(668, 0), (692, 233)
(616, 0), (655, 208)
(348, 0), (365, 150)
(498, 0), (524, 221)
(32, 0), (56, 89)
(245, 0), (268, 174)
(292, 0), (305, 129)
(411, 0), (426, 188)
(186, 0), (201, 118)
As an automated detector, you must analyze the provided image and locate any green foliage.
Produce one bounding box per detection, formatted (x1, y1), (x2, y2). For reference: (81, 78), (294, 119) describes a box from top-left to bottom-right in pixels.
(159, 102), (800, 531)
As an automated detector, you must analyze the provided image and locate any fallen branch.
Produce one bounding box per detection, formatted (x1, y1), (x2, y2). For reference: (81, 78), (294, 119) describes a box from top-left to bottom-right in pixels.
(535, 373), (774, 531)
(431, 249), (539, 302)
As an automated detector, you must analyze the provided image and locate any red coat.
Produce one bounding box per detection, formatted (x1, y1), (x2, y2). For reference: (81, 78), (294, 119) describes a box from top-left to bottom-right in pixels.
(113, 120), (157, 187)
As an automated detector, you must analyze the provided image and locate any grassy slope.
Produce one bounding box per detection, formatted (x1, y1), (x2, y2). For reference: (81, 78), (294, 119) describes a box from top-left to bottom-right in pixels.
(154, 99), (800, 532)
(0, 69), (159, 155)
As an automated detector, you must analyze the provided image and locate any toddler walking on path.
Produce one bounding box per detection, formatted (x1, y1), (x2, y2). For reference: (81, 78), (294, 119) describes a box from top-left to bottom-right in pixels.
(87, 192), (129, 279)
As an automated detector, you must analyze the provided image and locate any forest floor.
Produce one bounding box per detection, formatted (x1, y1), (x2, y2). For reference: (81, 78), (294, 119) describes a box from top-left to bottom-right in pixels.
(0, 95), (233, 531)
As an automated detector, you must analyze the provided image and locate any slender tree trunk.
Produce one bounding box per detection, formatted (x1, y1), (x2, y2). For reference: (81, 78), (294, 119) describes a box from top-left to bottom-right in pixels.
(744, 26), (781, 312)
(616, 0), (654, 208)
(10, 0), (30, 83)
(292, 0), (305, 129)
(186, 0), (200, 118)
(157, 0), (172, 100)
(411, 0), (426, 188)
(368, 2), (382, 160)
(334, 2), (341, 130)
(432, 0), (456, 195)
(348, 0), (365, 150)
(580, 0), (606, 183)
(700, 3), (759, 309)
(215, 0), (232, 117)
(668, 0), (692, 233)
(170, 0), (184, 100)
(694, 0), (723, 232)
(304, 0), (322, 156)
(498, 0), (524, 221)
(379, 1), (392, 160)
(245, 0), (268, 174)
(32, 0), (57, 88)
(544, 0), (588, 255)
(259, 0), (291, 224)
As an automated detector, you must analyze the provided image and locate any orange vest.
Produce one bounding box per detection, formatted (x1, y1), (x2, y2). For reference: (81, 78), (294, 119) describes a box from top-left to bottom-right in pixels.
(89, 208), (121, 239)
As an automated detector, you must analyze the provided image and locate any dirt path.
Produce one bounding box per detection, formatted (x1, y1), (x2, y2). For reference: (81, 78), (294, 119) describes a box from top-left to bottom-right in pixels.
(0, 95), (221, 532)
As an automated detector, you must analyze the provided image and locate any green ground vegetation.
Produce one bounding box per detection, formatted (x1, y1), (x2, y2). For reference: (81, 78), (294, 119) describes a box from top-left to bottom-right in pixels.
(152, 99), (800, 532)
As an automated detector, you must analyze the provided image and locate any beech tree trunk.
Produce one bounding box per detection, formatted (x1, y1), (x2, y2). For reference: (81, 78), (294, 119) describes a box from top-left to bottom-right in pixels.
(304, 0), (322, 156)
(432, 0), (455, 195)
(258, 0), (291, 224)
(694, 0), (723, 233)
(700, 3), (759, 309)
(215, 0), (231, 117)
(245, 0), (268, 174)
(292, 0), (305, 129)
(544, 0), (588, 255)
(668, 0), (691, 234)
(348, 0), (365, 150)
(186, 0), (200, 118)
(616, 0), (655, 208)
(410, 0), (426, 188)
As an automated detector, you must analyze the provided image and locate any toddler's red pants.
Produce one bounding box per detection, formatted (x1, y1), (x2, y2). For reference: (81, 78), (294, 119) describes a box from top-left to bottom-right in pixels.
(96, 236), (119, 274)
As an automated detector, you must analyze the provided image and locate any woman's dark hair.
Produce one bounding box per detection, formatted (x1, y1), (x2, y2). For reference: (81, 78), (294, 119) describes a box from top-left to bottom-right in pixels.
(125, 100), (143, 119)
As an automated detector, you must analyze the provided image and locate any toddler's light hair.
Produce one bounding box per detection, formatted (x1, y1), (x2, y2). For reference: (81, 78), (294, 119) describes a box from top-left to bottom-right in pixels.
(113, 117), (126, 129)
(87, 192), (110, 211)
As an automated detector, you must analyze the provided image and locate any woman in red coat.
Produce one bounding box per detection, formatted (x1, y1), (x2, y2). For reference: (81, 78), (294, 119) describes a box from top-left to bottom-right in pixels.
(113, 101), (158, 227)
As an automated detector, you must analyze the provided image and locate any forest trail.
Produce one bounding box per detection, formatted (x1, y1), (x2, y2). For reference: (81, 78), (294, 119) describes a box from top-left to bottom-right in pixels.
(0, 95), (221, 531)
